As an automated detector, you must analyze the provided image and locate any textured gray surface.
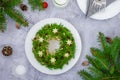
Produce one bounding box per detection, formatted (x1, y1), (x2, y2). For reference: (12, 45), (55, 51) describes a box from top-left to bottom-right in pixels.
(0, 0), (120, 80)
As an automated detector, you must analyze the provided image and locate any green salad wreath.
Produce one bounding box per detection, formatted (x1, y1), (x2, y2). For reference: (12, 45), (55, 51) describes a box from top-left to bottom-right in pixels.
(32, 23), (76, 69)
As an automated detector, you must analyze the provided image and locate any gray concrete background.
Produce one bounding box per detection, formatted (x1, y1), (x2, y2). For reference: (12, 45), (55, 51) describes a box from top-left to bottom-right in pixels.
(0, 0), (120, 80)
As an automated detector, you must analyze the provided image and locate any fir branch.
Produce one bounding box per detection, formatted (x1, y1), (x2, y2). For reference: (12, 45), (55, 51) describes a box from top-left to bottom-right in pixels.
(86, 55), (101, 70)
(28, 0), (44, 10)
(28, 0), (36, 10)
(79, 70), (93, 80)
(4, 0), (22, 8)
(88, 67), (103, 77)
(0, 0), (29, 31)
(0, 0), (46, 31)
(110, 37), (120, 63)
(0, 11), (6, 31)
(4, 7), (28, 26)
(99, 32), (110, 55)
(102, 76), (120, 80)
(35, 0), (43, 10)
(116, 54), (120, 71)
(90, 48), (109, 70)
(79, 32), (120, 80)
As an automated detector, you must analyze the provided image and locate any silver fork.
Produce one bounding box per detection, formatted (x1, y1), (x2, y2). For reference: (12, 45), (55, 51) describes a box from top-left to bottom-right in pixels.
(92, 0), (106, 11)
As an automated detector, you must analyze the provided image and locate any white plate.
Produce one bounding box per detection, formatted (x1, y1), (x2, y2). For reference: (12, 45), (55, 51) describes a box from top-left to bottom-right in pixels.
(77, 0), (120, 20)
(25, 18), (82, 75)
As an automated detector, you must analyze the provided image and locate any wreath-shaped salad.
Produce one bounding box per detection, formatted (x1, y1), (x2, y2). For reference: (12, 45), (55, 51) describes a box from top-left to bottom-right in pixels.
(32, 23), (76, 69)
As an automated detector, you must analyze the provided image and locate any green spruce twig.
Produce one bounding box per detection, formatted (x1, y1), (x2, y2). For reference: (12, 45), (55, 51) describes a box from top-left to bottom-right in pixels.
(0, 0), (28, 31)
(28, 0), (44, 11)
(79, 32), (120, 80)
(0, 0), (45, 31)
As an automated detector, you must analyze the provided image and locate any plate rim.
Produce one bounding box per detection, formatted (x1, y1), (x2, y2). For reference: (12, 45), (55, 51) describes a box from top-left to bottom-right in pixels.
(25, 18), (82, 75)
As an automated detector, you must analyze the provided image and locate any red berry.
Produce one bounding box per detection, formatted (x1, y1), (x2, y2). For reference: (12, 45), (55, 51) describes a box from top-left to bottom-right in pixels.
(43, 2), (48, 8)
